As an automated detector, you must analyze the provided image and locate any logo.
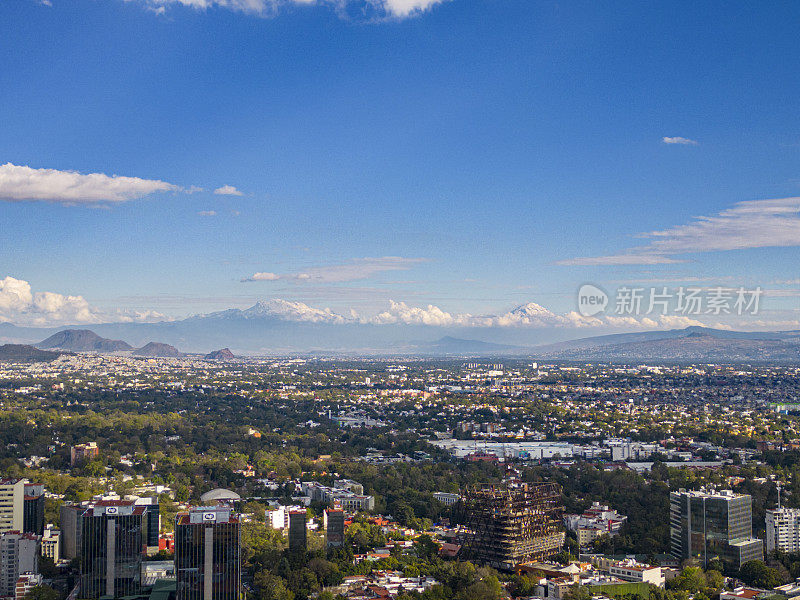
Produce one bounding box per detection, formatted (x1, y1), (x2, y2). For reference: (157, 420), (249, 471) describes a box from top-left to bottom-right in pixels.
(577, 284), (608, 317)
(202, 512), (217, 522)
(105, 506), (119, 515)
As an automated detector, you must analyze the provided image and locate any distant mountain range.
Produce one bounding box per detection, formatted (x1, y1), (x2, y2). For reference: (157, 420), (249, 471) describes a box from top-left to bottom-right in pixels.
(1, 305), (800, 362)
(536, 326), (800, 363)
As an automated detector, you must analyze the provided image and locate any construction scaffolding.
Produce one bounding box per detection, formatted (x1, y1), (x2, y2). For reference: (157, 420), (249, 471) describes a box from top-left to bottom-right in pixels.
(456, 482), (565, 571)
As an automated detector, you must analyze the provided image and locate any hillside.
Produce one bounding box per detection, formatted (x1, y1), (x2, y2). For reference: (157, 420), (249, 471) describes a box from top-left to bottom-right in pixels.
(205, 348), (235, 360)
(37, 329), (132, 352)
(0, 344), (62, 363)
(133, 342), (182, 357)
(536, 327), (800, 363)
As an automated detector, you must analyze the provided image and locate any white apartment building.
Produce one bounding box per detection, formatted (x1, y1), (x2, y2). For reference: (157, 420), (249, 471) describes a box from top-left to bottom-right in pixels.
(40, 525), (60, 562)
(433, 492), (461, 507)
(0, 480), (25, 534)
(767, 508), (800, 552)
(0, 532), (39, 597)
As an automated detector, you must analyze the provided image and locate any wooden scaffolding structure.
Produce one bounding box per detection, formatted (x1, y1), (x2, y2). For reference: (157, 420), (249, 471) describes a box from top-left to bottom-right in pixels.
(457, 482), (565, 571)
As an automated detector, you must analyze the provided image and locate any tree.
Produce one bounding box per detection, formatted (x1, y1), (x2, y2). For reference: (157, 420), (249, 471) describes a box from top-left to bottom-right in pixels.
(414, 534), (439, 560)
(26, 587), (60, 600)
(253, 571), (294, 600)
(563, 584), (592, 600)
(739, 560), (785, 589)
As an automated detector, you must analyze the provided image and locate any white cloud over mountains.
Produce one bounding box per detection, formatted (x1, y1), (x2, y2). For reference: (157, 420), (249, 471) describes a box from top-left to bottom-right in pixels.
(0, 278), (764, 331)
(243, 297), (711, 330)
(132, 0), (447, 19)
(243, 257), (427, 283)
(559, 197), (800, 266)
(0, 277), (166, 326)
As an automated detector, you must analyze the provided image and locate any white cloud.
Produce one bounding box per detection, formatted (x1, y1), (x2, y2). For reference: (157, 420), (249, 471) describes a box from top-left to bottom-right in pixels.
(0, 276), (168, 326)
(132, 0), (448, 19)
(214, 185), (243, 196)
(249, 272), (281, 281)
(247, 297), (724, 331)
(198, 210), (217, 216)
(662, 136), (698, 145)
(0, 162), (182, 205)
(557, 255), (685, 266)
(243, 257), (427, 283)
(559, 197), (800, 266)
(0, 276), (97, 325)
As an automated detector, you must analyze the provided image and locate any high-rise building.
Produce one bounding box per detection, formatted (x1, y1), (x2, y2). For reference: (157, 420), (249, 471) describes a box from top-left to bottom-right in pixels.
(767, 508), (800, 553)
(133, 497), (160, 552)
(0, 531), (39, 597)
(457, 482), (565, 571)
(60, 504), (85, 560)
(670, 489), (763, 569)
(288, 509), (307, 553)
(70, 442), (99, 467)
(80, 501), (146, 599)
(0, 480), (26, 534)
(324, 508), (344, 548)
(175, 506), (240, 600)
(23, 484), (44, 537)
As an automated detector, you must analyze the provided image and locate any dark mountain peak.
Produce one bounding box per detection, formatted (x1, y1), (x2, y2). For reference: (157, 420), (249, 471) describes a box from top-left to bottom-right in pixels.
(133, 342), (182, 357)
(0, 344), (62, 363)
(205, 348), (235, 360)
(686, 330), (713, 338)
(37, 329), (132, 352)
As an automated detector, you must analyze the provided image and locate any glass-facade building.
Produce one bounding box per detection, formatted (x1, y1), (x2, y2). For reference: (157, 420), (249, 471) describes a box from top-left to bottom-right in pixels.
(23, 484), (45, 536)
(324, 508), (344, 548)
(80, 502), (146, 599)
(670, 489), (763, 569)
(175, 507), (240, 600)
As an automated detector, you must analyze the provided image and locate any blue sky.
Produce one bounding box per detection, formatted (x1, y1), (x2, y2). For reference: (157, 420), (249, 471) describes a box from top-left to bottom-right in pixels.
(1, 0), (799, 332)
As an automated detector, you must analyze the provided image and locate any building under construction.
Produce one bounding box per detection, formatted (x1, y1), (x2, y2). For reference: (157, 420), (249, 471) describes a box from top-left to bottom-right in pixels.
(457, 482), (565, 571)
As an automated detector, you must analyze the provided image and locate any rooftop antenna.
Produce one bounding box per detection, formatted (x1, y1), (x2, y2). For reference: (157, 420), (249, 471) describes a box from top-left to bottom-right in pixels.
(777, 481), (782, 510)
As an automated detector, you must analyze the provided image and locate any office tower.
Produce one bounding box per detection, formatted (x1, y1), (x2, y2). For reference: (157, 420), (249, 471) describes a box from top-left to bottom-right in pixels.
(0, 480), (26, 534)
(457, 482), (565, 571)
(134, 498), (160, 552)
(60, 504), (85, 560)
(767, 508), (800, 552)
(288, 509), (307, 553)
(80, 501), (146, 599)
(23, 484), (45, 537)
(0, 531), (39, 597)
(670, 489), (763, 569)
(324, 508), (344, 548)
(70, 442), (99, 467)
(175, 506), (240, 600)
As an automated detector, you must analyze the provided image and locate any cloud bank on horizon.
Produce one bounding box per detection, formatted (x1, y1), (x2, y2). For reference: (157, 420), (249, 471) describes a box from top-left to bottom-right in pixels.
(2, 276), (797, 330)
(0, 277), (166, 327)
